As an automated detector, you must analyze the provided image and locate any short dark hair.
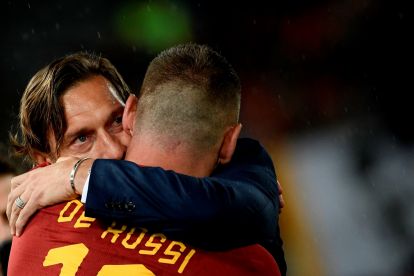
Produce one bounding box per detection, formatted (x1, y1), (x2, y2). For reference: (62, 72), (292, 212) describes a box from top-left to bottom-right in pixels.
(136, 43), (241, 151)
(11, 52), (131, 162)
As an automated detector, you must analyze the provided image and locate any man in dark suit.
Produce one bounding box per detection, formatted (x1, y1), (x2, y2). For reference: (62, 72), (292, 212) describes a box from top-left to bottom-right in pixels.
(8, 46), (286, 274)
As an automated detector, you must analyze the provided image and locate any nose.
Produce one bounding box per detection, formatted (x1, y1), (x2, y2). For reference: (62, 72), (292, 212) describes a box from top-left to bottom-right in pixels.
(97, 131), (126, 159)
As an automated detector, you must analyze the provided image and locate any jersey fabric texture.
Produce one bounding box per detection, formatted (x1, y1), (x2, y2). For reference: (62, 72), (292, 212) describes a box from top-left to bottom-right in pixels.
(8, 200), (280, 275)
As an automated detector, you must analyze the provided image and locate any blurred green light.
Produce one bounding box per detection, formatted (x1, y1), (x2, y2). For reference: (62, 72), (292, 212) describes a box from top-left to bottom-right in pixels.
(114, 2), (192, 52)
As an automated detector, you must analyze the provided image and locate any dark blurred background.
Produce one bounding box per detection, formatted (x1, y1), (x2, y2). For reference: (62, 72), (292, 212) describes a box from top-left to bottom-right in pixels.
(1, 1), (412, 275)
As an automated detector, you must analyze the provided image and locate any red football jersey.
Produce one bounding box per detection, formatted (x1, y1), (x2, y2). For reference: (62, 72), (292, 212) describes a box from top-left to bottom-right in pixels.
(8, 199), (280, 275)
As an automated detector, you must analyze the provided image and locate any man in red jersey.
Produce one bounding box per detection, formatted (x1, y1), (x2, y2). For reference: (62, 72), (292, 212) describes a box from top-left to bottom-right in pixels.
(8, 44), (281, 275)
(9, 199), (279, 275)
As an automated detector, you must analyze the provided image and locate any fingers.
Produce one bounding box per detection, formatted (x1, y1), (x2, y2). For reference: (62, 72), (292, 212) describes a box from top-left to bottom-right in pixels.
(8, 191), (30, 236)
(277, 180), (285, 210)
(6, 193), (14, 223)
(15, 194), (38, 237)
(7, 173), (33, 236)
(10, 173), (28, 190)
(279, 194), (285, 210)
(7, 168), (58, 237)
(7, 172), (30, 221)
(277, 180), (283, 194)
(6, 184), (22, 224)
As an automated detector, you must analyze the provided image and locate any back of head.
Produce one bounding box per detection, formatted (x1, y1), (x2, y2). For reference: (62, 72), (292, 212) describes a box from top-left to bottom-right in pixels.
(11, 52), (130, 162)
(136, 43), (241, 154)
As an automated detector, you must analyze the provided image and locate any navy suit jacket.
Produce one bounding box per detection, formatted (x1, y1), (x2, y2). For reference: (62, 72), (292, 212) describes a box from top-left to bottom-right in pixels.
(85, 138), (286, 275)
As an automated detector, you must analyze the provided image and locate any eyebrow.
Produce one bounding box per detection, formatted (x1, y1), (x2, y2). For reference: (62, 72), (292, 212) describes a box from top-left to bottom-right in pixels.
(63, 105), (124, 143)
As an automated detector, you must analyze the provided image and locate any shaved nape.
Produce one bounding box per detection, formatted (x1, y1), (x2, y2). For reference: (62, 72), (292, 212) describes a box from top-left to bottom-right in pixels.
(135, 43), (241, 153)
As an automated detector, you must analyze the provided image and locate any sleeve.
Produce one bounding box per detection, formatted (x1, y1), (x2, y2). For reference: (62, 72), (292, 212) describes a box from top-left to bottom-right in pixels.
(85, 138), (279, 249)
(80, 171), (91, 203)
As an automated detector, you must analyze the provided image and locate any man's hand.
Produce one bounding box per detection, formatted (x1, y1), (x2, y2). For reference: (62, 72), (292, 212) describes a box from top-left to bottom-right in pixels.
(277, 180), (285, 212)
(6, 157), (92, 237)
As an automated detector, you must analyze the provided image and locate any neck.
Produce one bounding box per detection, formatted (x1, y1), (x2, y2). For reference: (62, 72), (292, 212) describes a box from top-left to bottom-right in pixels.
(125, 134), (217, 177)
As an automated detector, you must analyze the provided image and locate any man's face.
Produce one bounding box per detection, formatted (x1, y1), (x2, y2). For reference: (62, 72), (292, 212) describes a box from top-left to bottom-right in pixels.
(51, 75), (131, 160)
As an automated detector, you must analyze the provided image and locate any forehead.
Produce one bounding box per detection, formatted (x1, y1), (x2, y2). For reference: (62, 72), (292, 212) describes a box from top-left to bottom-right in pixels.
(61, 75), (124, 132)
(62, 75), (120, 112)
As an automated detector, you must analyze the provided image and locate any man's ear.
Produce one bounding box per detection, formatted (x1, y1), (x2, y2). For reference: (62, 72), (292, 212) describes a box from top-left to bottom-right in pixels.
(123, 94), (138, 136)
(218, 123), (242, 165)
